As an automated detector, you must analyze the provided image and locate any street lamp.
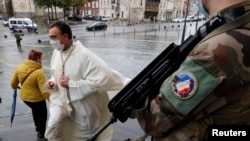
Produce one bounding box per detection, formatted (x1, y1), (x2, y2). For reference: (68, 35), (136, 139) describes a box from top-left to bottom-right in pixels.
(29, 0), (32, 17)
(116, 0), (120, 19)
(128, 0), (131, 26)
(1, 0), (7, 18)
(1, 0), (6, 11)
(181, 0), (190, 44)
(29, 0), (34, 31)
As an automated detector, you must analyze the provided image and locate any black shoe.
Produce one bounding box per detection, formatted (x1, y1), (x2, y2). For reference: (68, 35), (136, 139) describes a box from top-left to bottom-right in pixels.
(37, 138), (48, 141)
(37, 132), (42, 138)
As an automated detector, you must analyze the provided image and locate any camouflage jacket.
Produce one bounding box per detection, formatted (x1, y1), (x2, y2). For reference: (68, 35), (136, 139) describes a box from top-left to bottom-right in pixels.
(137, 2), (250, 141)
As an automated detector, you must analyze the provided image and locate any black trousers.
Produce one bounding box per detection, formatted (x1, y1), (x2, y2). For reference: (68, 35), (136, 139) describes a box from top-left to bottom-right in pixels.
(16, 40), (21, 48)
(24, 100), (47, 138)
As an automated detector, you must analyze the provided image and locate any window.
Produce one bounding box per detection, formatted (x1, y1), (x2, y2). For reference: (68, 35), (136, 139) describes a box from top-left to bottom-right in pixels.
(10, 21), (16, 24)
(96, 1), (99, 8)
(23, 21), (28, 25)
(17, 21), (22, 24)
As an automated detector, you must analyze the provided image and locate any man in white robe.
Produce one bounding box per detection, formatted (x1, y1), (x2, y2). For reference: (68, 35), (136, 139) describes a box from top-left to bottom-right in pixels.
(44, 21), (130, 141)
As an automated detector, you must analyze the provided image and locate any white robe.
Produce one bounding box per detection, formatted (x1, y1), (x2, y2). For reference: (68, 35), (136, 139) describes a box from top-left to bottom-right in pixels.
(45, 40), (130, 141)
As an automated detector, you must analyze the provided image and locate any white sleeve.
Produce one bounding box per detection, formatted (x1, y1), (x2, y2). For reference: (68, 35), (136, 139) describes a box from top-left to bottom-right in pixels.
(67, 45), (130, 100)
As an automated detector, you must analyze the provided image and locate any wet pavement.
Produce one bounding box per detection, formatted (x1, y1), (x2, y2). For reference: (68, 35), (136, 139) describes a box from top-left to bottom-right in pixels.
(0, 20), (205, 141)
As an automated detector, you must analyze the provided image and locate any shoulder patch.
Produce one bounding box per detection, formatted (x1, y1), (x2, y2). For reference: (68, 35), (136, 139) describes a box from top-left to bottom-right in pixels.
(161, 59), (219, 115)
(171, 71), (198, 99)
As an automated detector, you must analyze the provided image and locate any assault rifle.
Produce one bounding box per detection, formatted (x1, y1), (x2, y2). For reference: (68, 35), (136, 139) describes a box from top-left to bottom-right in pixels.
(87, 15), (226, 141)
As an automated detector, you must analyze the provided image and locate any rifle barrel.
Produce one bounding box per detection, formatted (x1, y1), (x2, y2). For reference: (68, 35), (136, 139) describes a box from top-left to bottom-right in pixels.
(87, 115), (117, 141)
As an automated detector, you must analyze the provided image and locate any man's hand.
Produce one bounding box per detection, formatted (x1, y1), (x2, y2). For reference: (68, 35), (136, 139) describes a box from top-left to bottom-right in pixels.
(47, 81), (55, 89)
(59, 74), (70, 89)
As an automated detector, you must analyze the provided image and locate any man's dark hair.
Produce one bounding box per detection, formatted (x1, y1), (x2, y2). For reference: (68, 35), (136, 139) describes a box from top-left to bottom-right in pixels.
(49, 21), (72, 40)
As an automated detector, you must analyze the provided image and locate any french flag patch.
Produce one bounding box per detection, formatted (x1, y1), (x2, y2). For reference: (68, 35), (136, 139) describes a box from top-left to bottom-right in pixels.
(171, 72), (198, 99)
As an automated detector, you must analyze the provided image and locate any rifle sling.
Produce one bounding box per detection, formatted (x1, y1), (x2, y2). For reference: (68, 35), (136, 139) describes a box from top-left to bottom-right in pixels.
(201, 11), (250, 43)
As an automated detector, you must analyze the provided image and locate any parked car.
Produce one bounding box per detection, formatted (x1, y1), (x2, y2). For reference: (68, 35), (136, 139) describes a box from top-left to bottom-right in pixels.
(186, 14), (207, 22)
(86, 22), (107, 31)
(190, 15), (200, 22)
(171, 18), (185, 23)
(2, 17), (15, 27)
(198, 14), (207, 21)
(185, 14), (196, 22)
(83, 15), (95, 20)
(2, 20), (8, 26)
(100, 15), (112, 22)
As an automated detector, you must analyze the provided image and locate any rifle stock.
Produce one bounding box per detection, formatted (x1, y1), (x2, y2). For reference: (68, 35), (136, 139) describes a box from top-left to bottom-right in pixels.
(87, 15), (226, 141)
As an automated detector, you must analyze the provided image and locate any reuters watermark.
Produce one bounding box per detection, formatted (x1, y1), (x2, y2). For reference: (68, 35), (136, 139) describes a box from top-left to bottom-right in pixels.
(208, 125), (250, 140)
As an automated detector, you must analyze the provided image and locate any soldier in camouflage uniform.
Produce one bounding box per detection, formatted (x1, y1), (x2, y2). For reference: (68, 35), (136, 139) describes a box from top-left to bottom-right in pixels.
(136, 0), (250, 141)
